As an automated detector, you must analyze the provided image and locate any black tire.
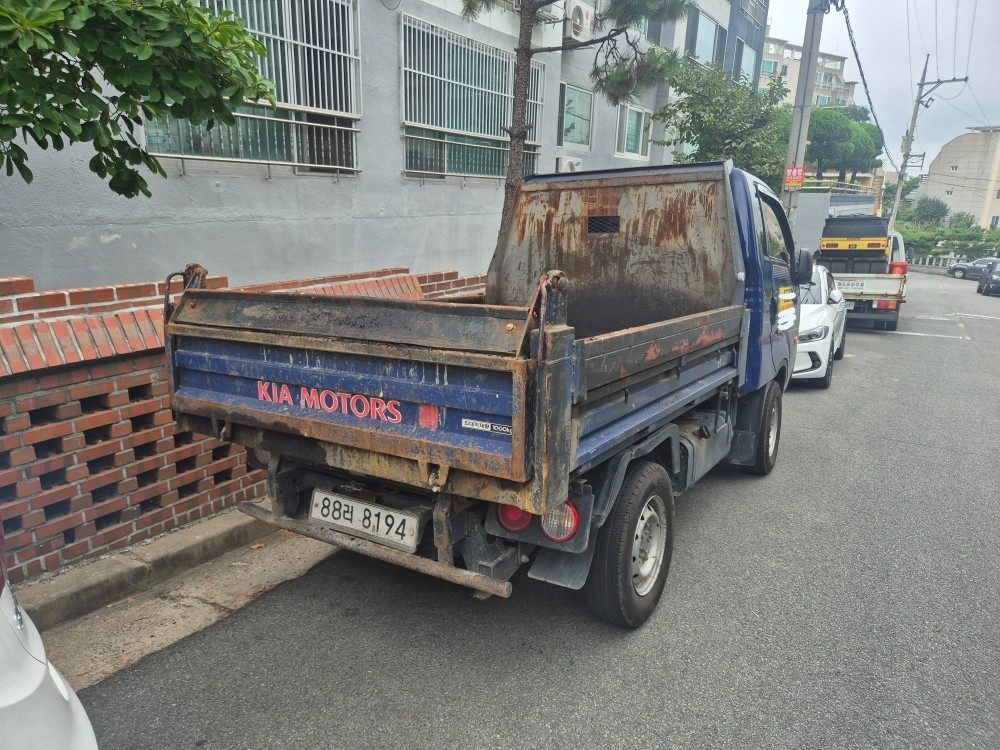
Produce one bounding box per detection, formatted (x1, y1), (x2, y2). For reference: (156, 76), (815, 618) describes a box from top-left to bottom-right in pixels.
(885, 320), (898, 332)
(814, 344), (834, 389)
(745, 380), (782, 476)
(954, 269), (966, 279)
(585, 462), (674, 629)
(834, 328), (846, 360)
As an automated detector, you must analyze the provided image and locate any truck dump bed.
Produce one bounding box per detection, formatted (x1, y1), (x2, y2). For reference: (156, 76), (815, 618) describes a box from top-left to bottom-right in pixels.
(168, 164), (745, 516)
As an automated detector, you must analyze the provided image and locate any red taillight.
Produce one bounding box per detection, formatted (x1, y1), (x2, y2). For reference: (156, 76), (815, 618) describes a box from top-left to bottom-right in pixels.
(874, 300), (898, 310)
(540, 502), (580, 543)
(497, 504), (532, 533)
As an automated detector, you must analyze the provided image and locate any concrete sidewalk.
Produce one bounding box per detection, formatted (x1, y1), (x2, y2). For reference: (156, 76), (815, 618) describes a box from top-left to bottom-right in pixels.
(16, 507), (274, 631)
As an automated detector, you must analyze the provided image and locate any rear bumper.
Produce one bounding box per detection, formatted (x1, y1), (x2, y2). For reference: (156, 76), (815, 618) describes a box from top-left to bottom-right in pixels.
(238, 501), (513, 598)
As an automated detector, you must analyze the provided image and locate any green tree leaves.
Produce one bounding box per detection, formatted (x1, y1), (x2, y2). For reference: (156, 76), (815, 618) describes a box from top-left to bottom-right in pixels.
(652, 60), (790, 190)
(913, 196), (950, 227)
(0, 0), (274, 197)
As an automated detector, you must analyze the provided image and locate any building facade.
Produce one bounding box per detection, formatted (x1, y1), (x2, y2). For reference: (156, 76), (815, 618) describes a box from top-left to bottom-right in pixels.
(917, 127), (1000, 229)
(759, 28), (855, 106)
(0, 0), (767, 291)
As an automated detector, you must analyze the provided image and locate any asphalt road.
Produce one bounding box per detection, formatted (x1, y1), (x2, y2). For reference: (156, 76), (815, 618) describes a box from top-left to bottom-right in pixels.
(81, 273), (1000, 750)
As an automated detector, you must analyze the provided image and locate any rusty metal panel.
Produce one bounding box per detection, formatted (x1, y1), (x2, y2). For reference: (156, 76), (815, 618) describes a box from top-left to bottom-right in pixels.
(170, 290), (529, 355)
(580, 305), (744, 393)
(487, 163), (738, 339)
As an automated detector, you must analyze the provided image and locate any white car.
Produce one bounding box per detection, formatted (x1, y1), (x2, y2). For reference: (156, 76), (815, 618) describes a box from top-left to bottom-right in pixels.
(1, 536), (98, 749)
(792, 265), (847, 389)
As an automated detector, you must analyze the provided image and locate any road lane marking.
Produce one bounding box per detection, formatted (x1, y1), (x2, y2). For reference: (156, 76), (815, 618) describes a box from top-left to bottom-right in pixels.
(954, 313), (1000, 321)
(891, 331), (967, 340)
(912, 316), (954, 321)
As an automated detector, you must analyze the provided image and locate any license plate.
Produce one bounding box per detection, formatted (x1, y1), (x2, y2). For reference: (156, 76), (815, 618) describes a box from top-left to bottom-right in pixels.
(845, 300), (855, 310)
(310, 490), (421, 553)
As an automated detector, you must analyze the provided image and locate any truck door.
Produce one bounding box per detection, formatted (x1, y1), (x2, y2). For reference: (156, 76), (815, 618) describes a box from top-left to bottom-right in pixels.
(753, 187), (798, 378)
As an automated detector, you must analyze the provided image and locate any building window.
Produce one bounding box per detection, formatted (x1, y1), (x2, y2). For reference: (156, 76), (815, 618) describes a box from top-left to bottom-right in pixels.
(146, 0), (361, 173)
(401, 16), (543, 178)
(760, 59), (778, 75)
(996, 190), (1000, 199)
(946, 190), (954, 196)
(734, 39), (757, 83)
(991, 216), (999, 229)
(816, 95), (830, 105)
(781, 64), (789, 76)
(687, 9), (726, 65)
(616, 105), (651, 158)
(558, 84), (593, 149)
(739, 0), (766, 27)
(950, 165), (959, 171)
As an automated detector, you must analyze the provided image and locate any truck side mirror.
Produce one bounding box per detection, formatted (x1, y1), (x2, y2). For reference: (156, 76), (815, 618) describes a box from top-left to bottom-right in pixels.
(795, 249), (813, 284)
(829, 289), (844, 304)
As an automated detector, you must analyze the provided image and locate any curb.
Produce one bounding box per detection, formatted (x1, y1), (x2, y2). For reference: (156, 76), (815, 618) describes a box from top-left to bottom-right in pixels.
(15, 509), (273, 632)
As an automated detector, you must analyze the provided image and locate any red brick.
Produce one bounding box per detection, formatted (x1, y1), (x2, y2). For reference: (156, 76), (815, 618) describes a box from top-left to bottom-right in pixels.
(69, 318), (99, 361)
(117, 477), (138, 494)
(109, 421), (131, 438)
(119, 401), (158, 420)
(65, 465), (89, 483)
(87, 496), (128, 520)
(90, 525), (131, 548)
(50, 319), (83, 364)
(81, 468), (125, 493)
(151, 410), (172, 427)
(53, 401), (83, 420)
(85, 318), (116, 359)
(21, 421), (73, 446)
(60, 434), (85, 452)
(7, 446), (36, 466)
(72, 410), (119, 433)
(16, 477), (42, 498)
(102, 315), (131, 356)
(116, 372), (153, 390)
(21, 509), (45, 529)
(120, 507), (140, 522)
(61, 540), (92, 560)
(15, 291), (68, 313)
(70, 493), (92, 513)
(24, 454), (73, 478)
(0, 298), (13, 315)
(133, 309), (163, 350)
(33, 512), (85, 539)
(24, 560), (43, 579)
(90, 358), (137, 380)
(15, 391), (67, 413)
(115, 283), (157, 301)
(113, 449), (135, 466)
(32, 322), (66, 368)
(13, 326), (45, 370)
(3, 413), (31, 432)
(0, 277), (35, 296)
(69, 381), (114, 401)
(68, 287), (116, 305)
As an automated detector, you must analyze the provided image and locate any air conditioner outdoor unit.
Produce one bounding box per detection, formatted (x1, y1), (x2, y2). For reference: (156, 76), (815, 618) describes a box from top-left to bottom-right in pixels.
(557, 157), (584, 173)
(563, 0), (593, 42)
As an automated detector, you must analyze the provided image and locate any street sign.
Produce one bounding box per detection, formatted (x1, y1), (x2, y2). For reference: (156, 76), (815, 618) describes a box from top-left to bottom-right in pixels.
(784, 166), (805, 191)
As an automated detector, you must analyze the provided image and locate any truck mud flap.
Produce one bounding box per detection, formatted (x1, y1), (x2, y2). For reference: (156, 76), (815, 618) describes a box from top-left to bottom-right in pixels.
(238, 501), (513, 599)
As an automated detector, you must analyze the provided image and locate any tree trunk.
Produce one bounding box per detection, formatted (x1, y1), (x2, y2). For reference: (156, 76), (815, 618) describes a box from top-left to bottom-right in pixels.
(838, 167), (847, 183)
(815, 161), (825, 180)
(498, 5), (537, 243)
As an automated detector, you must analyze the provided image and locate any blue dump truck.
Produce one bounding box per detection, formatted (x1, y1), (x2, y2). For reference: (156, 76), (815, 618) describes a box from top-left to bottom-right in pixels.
(166, 162), (810, 628)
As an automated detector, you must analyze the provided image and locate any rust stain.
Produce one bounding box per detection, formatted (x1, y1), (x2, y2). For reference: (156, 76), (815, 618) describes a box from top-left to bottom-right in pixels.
(671, 337), (693, 355)
(644, 342), (662, 362)
(693, 325), (726, 347)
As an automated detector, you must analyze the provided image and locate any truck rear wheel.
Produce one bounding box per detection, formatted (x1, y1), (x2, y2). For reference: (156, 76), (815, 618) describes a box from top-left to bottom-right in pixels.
(746, 381), (781, 476)
(585, 462), (674, 629)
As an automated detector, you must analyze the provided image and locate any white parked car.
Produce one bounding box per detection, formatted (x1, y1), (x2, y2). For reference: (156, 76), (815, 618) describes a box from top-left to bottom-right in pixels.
(792, 265), (847, 389)
(1, 536), (98, 749)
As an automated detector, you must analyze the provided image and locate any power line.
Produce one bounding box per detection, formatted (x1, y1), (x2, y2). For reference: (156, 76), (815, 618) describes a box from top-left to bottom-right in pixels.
(965, 0), (977, 75)
(952, 0), (959, 77)
(934, 0), (940, 77)
(967, 83), (993, 127)
(905, 0), (914, 93)
(838, 2), (899, 172)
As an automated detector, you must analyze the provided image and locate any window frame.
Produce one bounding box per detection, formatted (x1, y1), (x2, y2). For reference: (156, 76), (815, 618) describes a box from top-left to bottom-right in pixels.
(557, 83), (594, 151)
(615, 104), (652, 160)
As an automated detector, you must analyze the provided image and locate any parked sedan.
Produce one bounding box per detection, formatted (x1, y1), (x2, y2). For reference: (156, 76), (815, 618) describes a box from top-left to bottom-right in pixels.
(793, 265), (847, 389)
(976, 261), (1000, 296)
(947, 257), (1000, 280)
(1, 536), (98, 749)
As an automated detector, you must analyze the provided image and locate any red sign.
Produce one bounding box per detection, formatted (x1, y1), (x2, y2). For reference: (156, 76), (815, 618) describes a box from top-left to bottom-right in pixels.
(784, 166), (805, 190)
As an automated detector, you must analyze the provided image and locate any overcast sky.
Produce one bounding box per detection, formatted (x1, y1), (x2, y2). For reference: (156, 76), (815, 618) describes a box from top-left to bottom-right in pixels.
(766, 0), (999, 174)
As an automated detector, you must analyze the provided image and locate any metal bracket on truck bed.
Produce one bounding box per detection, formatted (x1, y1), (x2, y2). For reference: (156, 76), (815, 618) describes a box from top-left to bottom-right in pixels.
(238, 501), (513, 599)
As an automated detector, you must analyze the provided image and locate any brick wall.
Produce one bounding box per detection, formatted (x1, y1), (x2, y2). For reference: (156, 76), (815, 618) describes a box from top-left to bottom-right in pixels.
(1, 266), (485, 583)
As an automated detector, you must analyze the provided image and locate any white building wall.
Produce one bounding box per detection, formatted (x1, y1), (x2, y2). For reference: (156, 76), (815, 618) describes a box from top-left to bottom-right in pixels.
(919, 128), (1000, 229)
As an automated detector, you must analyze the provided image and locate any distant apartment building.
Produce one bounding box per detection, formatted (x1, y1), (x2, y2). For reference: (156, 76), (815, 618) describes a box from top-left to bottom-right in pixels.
(918, 127), (1000, 229)
(759, 28), (856, 106)
(0, 0), (768, 291)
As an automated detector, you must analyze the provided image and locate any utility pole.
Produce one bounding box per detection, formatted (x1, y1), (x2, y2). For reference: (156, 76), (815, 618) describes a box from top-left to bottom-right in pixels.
(887, 55), (968, 232)
(781, 0), (828, 224)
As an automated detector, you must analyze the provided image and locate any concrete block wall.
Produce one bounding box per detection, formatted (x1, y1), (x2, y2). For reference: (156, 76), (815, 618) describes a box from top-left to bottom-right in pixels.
(1, 267), (486, 583)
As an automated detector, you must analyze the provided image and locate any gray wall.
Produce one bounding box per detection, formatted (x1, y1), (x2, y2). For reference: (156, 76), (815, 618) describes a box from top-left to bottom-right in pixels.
(0, 2), (680, 292)
(790, 192), (832, 255)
